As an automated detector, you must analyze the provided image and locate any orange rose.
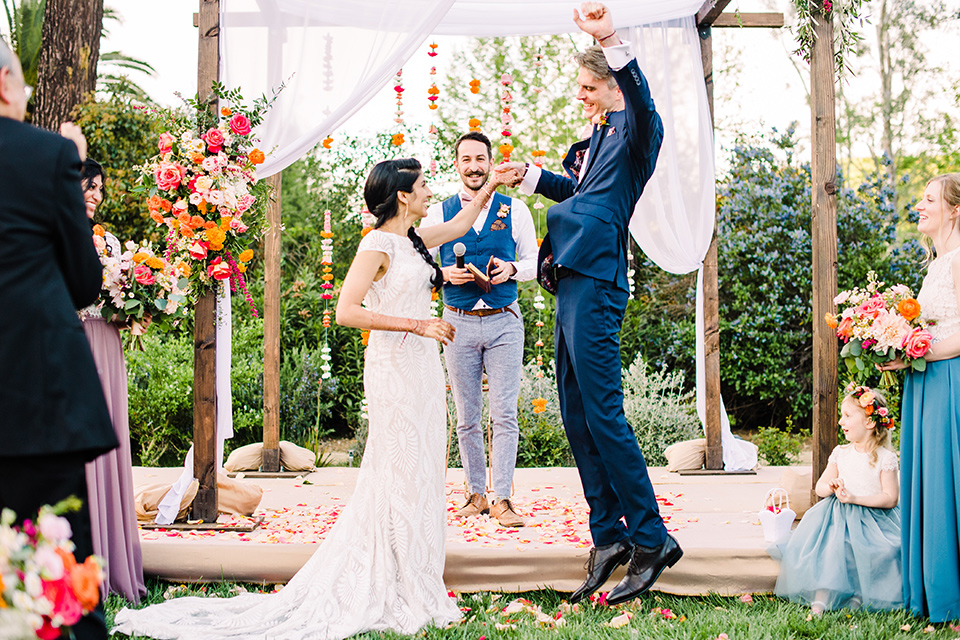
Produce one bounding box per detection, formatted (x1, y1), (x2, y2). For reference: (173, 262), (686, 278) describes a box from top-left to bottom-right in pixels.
(220, 107), (232, 117)
(92, 224), (105, 237)
(824, 312), (838, 329)
(898, 298), (921, 322)
(150, 210), (164, 224)
(248, 148), (265, 165)
(70, 557), (102, 612)
(147, 194), (162, 211)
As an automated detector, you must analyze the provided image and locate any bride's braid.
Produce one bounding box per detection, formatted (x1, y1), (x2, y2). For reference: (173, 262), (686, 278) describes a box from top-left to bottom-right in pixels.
(365, 158), (443, 289)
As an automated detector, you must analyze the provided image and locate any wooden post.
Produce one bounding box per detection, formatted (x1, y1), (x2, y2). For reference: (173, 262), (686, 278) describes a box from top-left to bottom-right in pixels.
(262, 173), (282, 472)
(810, 7), (839, 496)
(192, 0), (220, 522)
(698, 23), (723, 471)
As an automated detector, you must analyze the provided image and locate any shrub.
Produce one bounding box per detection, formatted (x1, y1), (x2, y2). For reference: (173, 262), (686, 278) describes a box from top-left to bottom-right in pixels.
(752, 422), (809, 466)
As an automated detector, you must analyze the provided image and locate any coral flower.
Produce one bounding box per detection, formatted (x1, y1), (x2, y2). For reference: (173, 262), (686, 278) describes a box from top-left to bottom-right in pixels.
(248, 148), (265, 165)
(824, 312), (838, 329)
(391, 133), (405, 146)
(207, 257), (232, 280)
(238, 249), (254, 262)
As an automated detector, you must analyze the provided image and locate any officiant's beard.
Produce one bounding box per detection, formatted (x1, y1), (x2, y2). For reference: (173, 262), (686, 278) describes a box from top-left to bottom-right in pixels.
(462, 171), (490, 193)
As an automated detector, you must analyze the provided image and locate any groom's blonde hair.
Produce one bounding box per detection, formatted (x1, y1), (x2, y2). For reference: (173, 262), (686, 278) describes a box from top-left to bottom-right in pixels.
(574, 45), (618, 89)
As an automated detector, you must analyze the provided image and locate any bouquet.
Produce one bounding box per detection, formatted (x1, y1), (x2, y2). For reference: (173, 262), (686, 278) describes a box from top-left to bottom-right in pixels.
(0, 498), (103, 640)
(825, 271), (933, 385)
(136, 84), (275, 316)
(91, 225), (190, 340)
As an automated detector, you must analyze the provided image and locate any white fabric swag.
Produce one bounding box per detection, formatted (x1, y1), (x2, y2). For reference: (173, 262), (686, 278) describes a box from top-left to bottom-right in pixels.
(199, 0), (755, 477)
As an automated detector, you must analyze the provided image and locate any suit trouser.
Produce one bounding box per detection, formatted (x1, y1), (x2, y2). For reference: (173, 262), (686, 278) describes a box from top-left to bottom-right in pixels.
(0, 453), (109, 640)
(554, 272), (667, 548)
(443, 302), (524, 498)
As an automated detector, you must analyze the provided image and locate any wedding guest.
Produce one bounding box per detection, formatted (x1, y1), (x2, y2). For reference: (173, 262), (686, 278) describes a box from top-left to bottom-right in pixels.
(497, 3), (679, 604)
(775, 386), (901, 615)
(0, 37), (116, 640)
(881, 173), (960, 623)
(80, 158), (147, 604)
(421, 131), (538, 527)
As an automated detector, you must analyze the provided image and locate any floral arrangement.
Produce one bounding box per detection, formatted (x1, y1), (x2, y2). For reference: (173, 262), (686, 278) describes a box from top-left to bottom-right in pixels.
(792, 0), (866, 77)
(847, 384), (895, 430)
(136, 83), (274, 313)
(0, 498), (102, 640)
(91, 225), (190, 338)
(825, 271), (933, 384)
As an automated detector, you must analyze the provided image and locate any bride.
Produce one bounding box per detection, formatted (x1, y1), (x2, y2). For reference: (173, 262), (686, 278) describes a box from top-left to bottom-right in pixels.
(112, 158), (517, 639)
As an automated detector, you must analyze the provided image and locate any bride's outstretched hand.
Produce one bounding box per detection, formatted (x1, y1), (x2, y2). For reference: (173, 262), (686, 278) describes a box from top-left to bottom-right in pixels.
(493, 163), (524, 188)
(412, 318), (456, 344)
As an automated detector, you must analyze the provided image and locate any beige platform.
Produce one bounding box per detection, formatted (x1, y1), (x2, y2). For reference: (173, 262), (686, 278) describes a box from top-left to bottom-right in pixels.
(133, 465), (801, 595)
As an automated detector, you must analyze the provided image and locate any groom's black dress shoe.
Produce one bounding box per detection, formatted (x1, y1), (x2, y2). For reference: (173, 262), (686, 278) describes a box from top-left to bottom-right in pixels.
(606, 534), (683, 605)
(569, 539), (633, 604)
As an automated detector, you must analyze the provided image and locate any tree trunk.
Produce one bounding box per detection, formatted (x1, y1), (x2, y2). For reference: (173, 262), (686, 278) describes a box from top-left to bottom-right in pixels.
(876, 0), (897, 210)
(33, 0), (103, 131)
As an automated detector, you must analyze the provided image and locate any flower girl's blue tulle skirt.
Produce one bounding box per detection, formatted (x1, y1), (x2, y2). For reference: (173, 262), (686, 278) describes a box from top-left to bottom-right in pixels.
(773, 496), (903, 611)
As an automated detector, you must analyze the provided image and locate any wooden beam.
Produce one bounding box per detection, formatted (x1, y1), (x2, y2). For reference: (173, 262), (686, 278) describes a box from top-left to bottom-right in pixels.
(192, 0), (220, 523)
(696, 0), (733, 27)
(698, 26), (723, 470)
(262, 173), (282, 472)
(810, 7), (839, 499)
(712, 13), (785, 28)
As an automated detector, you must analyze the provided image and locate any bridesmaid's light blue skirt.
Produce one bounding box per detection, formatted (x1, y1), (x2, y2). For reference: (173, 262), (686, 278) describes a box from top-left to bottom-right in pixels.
(774, 496), (902, 612)
(901, 357), (960, 623)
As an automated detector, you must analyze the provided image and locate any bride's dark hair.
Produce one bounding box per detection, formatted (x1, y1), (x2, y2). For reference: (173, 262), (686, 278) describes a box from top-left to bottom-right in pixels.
(364, 158), (443, 289)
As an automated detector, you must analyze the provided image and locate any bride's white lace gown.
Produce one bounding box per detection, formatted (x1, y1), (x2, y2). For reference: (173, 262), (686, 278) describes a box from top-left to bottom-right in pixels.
(113, 229), (461, 639)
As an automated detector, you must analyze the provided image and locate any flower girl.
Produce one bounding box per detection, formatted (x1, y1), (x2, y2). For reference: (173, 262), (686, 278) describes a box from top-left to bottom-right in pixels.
(775, 386), (902, 615)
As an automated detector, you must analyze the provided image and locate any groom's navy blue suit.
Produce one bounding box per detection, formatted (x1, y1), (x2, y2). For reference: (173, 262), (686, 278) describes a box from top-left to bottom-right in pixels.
(532, 56), (666, 549)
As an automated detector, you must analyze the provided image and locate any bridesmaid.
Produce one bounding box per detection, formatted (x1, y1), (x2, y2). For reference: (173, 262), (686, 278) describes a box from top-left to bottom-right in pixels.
(80, 158), (147, 604)
(881, 173), (960, 623)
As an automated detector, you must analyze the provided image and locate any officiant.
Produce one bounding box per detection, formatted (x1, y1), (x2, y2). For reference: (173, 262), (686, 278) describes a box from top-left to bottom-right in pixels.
(422, 131), (538, 528)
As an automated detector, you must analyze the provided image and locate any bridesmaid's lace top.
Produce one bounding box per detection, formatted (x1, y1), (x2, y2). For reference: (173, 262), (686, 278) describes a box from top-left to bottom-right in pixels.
(917, 245), (960, 342)
(828, 444), (898, 498)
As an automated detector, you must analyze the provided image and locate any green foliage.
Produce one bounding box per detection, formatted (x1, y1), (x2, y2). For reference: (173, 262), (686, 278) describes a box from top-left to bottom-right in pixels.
(1, 0), (43, 88)
(622, 355), (701, 468)
(110, 579), (957, 640)
(752, 421), (810, 466)
(71, 92), (162, 243)
(516, 361), (572, 468)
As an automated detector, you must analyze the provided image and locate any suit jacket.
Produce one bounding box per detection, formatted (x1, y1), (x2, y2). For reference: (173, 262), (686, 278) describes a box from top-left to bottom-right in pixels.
(534, 58), (663, 291)
(0, 116), (117, 459)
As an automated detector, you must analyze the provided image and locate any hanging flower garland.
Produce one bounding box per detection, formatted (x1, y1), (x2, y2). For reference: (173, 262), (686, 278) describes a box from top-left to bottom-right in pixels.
(392, 69), (405, 146)
(498, 73), (514, 161)
(322, 136), (333, 149)
(469, 78), (481, 94)
(468, 117), (482, 132)
(529, 47), (548, 413)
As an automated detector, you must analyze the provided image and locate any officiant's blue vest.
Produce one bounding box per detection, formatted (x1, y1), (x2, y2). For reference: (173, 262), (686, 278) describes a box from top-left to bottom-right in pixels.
(439, 192), (518, 311)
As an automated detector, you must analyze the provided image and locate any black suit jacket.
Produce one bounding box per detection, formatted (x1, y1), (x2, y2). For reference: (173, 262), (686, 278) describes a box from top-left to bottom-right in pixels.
(0, 116), (117, 459)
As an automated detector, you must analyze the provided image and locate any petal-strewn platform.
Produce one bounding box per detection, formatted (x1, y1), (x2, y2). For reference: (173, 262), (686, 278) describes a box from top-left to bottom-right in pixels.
(134, 466), (796, 595)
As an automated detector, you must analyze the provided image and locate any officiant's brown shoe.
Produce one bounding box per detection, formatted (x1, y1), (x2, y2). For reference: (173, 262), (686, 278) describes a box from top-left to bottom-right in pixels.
(489, 498), (525, 527)
(455, 493), (489, 517)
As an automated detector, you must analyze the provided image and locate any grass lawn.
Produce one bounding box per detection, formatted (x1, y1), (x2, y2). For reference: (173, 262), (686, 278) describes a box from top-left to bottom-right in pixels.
(107, 578), (960, 640)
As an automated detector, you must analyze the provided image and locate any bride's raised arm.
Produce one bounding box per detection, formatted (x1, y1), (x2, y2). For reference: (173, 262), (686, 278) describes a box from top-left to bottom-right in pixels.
(417, 167), (520, 249)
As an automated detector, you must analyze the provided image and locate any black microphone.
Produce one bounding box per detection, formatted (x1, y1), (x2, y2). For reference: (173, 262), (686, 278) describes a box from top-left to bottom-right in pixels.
(453, 242), (466, 269)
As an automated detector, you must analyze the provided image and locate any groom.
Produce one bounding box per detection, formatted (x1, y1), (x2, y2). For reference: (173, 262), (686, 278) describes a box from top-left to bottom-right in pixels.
(497, 2), (681, 605)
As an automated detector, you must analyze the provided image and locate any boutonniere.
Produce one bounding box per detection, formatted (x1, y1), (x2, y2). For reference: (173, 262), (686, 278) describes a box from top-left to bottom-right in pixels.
(592, 111), (609, 129)
(497, 203), (510, 218)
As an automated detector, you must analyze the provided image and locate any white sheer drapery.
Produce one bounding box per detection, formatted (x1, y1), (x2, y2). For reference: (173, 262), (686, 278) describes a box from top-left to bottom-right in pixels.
(628, 19), (755, 471)
(212, 0), (752, 473)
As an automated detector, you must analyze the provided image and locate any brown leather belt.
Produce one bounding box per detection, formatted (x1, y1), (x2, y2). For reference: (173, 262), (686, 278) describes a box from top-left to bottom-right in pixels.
(444, 304), (519, 319)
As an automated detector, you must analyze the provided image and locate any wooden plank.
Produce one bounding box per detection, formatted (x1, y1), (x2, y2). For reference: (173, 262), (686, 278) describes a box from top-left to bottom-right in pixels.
(696, 0), (733, 27)
(192, 290), (218, 521)
(192, 0), (220, 523)
(142, 516), (263, 532)
(226, 471), (307, 479)
(677, 468), (756, 476)
(712, 13), (785, 28)
(698, 27), (723, 471)
(810, 7), (839, 501)
(262, 173), (282, 472)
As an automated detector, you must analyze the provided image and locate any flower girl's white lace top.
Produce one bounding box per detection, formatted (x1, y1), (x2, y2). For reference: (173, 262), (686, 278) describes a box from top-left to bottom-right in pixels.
(828, 444), (898, 498)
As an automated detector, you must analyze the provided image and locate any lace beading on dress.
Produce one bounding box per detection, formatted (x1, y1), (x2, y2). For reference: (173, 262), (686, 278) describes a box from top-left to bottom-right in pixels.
(113, 229), (460, 639)
(917, 245), (960, 342)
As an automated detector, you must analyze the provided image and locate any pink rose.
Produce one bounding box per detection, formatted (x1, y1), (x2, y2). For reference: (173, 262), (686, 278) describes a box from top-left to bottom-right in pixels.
(42, 576), (82, 626)
(202, 127), (226, 153)
(134, 264), (156, 285)
(857, 295), (886, 319)
(235, 194), (255, 213)
(207, 257), (232, 280)
(158, 132), (175, 153)
(154, 162), (185, 192)
(902, 327), (933, 359)
(230, 218), (248, 233)
(229, 113), (252, 136)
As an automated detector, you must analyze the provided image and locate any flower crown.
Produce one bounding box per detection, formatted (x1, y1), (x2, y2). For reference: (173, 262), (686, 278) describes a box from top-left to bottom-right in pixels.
(846, 384), (895, 430)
